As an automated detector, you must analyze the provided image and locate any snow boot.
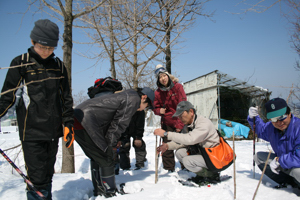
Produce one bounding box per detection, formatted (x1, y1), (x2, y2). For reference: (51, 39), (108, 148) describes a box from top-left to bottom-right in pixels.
(26, 183), (52, 200)
(90, 160), (105, 196)
(191, 168), (220, 185)
(99, 166), (117, 198)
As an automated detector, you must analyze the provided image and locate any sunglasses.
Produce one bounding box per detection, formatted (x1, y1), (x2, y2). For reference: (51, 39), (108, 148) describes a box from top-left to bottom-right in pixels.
(270, 115), (287, 123)
(154, 67), (167, 76)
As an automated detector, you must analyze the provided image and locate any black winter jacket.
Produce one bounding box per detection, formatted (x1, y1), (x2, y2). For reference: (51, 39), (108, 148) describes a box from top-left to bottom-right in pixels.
(74, 89), (141, 152)
(122, 110), (145, 141)
(0, 47), (74, 141)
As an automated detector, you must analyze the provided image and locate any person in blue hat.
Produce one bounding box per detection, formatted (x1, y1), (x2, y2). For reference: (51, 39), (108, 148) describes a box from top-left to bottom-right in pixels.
(248, 98), (300, 189)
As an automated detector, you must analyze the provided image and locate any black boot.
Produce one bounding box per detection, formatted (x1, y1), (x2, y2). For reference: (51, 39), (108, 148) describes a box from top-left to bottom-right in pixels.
(99, 166), (117, 198)
(191, 168), (220, 185)
(90, 160), (105, 196)
(26, 183), (52, 200)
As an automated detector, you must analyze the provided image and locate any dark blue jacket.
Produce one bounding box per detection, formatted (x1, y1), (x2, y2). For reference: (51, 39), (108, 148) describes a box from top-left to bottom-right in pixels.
(248, 115), (300, 169)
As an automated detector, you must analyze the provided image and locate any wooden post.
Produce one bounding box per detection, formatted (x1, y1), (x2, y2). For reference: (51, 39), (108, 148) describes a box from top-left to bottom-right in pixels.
(252, 150), (272, 200)
(155, 135), (158, 183)
(233, 131), (236, 200)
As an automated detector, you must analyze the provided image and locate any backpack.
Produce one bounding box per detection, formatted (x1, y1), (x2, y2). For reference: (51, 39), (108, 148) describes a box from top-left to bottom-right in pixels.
(87, 77), (123, 98)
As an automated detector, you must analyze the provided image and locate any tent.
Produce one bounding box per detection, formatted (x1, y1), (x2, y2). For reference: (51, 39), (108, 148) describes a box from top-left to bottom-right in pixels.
(183, 70), (271, 138)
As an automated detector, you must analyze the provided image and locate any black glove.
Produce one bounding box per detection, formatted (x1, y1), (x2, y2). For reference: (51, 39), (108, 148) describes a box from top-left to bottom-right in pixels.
(64, 123), (74, 148)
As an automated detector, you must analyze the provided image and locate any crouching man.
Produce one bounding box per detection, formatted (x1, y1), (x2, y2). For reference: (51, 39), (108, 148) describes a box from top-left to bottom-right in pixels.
(73, 88), (154, 197)
(248, 98), (300, 189)
(154, 101), (221, 184)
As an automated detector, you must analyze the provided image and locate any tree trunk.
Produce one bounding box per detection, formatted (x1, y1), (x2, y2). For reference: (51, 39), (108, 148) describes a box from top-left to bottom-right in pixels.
(109, 1), (116, 79)
(61, 0), (75, 173)
(165, 6), (171, 74)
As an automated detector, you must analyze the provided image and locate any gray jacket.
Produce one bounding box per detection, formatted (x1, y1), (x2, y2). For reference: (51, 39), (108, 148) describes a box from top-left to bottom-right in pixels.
(74, 89), (140, 152)
(167, 114), (220, 150)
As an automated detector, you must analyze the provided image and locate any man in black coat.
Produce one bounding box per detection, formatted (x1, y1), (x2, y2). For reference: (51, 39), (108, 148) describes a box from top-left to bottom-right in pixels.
(73, 88), (154, 197)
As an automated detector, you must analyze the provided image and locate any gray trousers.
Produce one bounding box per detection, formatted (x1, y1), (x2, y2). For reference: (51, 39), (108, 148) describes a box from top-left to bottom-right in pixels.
(255, 151), (300, 186)
(175, 148), (207, 173)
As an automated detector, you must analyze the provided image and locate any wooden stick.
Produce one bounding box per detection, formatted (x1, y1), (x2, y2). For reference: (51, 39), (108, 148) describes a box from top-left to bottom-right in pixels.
(252, 150), (272, 200)
(155, 135), (158, 183)
(253, 116), (256, 178)
(233, 131), (236, 200)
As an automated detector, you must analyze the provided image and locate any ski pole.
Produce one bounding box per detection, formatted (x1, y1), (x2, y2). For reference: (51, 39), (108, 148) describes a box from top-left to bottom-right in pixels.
(252, 104), (256, 178)
(0, 148), (47, 200)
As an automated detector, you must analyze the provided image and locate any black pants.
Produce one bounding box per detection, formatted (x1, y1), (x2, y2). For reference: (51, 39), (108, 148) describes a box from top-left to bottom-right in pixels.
(74, 129), (114, 168)
(255, 151), (299, 186)
(161, 124), (175, 171)
(22, 139), (58, 199)
(119, 138), (147, 169)
(75, 129), (116, 196)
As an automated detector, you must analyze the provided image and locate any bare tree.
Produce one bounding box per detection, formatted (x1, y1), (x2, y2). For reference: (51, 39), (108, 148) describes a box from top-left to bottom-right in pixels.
(73, 90), (89, 107)
(112, 0), (168, 89)
(28, 0), (106, 173)
(78, 0), (212, 88)
(146, 0), (213, 73)
(116, 61), (157, 89)
(78, 0), (124, 79)
(79, 0), (169, 89)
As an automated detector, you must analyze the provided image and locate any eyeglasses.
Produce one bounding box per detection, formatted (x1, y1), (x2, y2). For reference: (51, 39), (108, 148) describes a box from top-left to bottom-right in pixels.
(35, 44), (56, 52)
(270, 115), (288, 123)
(154, 67), (167, 76)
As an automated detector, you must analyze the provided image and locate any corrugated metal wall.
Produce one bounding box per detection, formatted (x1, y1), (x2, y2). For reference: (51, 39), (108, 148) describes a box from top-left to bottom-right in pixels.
(183, 72), (219, 128)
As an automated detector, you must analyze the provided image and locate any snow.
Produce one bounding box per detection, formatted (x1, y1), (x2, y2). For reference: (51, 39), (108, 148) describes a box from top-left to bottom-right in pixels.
(0, 126), (299, 200)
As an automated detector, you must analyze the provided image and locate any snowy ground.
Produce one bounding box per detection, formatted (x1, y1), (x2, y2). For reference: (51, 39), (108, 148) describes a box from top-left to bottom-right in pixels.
(0, 126), (299, 200)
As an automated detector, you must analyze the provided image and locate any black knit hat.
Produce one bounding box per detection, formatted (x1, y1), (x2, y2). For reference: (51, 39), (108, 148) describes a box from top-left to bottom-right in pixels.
(30, 19), (59, 47)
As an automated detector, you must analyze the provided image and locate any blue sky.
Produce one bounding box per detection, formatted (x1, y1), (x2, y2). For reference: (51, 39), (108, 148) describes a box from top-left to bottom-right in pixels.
(0, 0), (298, 100)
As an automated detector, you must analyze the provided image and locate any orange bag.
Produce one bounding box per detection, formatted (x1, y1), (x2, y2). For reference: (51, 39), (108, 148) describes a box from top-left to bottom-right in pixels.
(199, 131), (235, 172)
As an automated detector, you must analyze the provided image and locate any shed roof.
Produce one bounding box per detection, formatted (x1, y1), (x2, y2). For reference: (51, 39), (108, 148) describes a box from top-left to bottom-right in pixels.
(184, 70), (271, 98)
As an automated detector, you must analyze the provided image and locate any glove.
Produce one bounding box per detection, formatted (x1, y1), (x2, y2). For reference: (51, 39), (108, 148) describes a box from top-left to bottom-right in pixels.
(270, 158), (280, 174)
(64, 123), (74, 148)
(249, 106), (258, 119)
(134, 139), (143, 148)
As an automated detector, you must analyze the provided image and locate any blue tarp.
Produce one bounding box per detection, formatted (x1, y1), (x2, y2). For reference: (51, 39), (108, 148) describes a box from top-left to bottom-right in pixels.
(219, 119), (250, 139)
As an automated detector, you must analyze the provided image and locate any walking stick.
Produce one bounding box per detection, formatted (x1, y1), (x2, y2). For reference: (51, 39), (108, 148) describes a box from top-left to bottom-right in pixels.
(155, 135), (162, 184)
(252, 104), (256, 178)
(155, 105), (165, 183)
(252, 150), (272, 200)
(0, 148), (47, 200)
(233, 131), (236, 200)
(155, 136), (160, 183)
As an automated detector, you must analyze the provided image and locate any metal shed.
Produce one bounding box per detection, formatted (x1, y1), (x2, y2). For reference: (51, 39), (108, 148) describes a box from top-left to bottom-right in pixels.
(183, 70), (271, 129)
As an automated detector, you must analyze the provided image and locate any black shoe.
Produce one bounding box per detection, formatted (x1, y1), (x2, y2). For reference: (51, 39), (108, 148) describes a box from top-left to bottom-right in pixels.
(134, 166), (142, 170)
(93, 185), (106, 196)
(103, 191), (117, 198)
(189, 174), (220, 185)
(188, 175), (205, 183)
(122, 168), (131, 171)
(168, 169), (175, 173)
(274, 183), (288, 189)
